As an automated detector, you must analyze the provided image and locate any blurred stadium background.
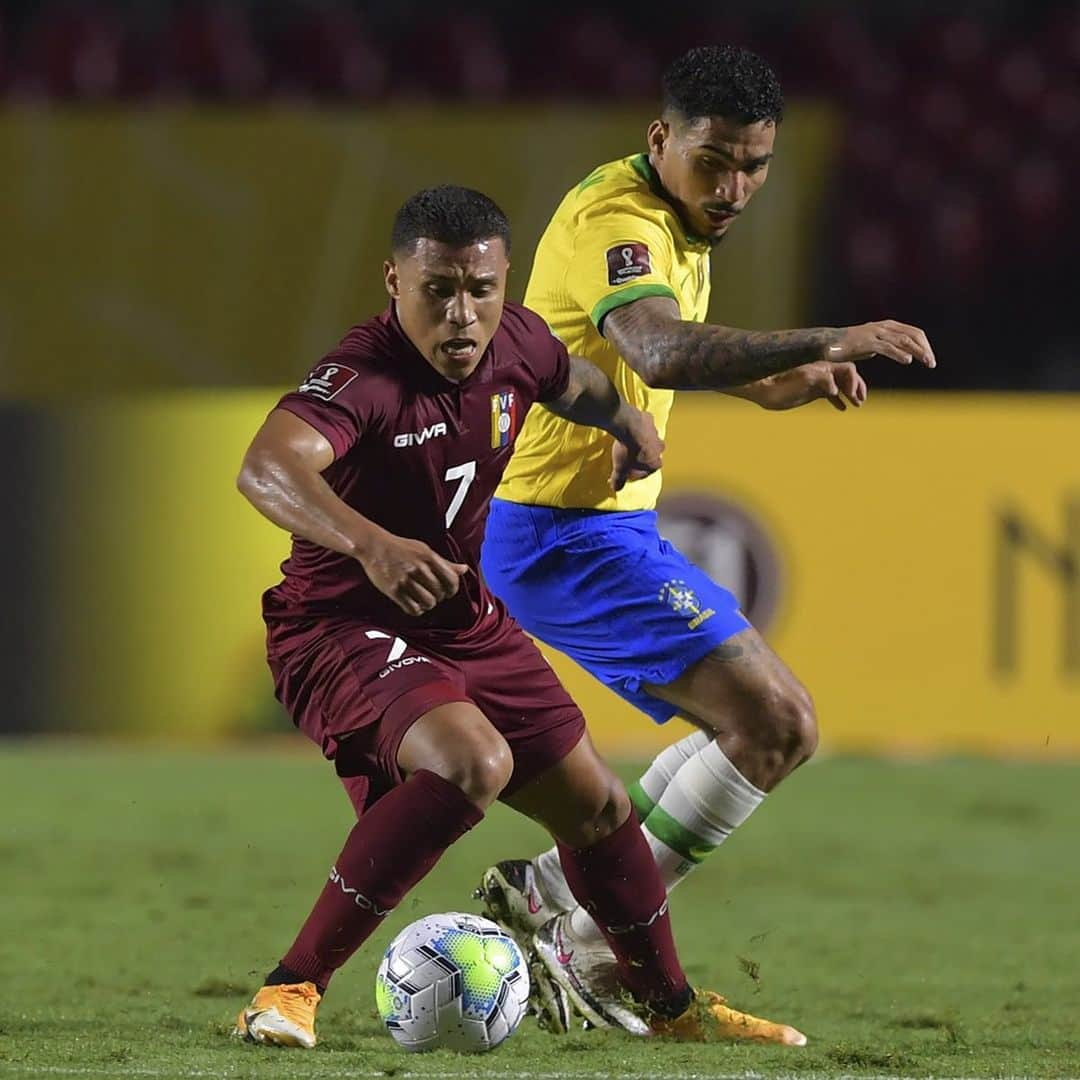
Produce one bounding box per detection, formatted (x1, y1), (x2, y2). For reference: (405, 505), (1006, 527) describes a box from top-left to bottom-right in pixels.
(3, 4), (1079, 1077)
(1, 0), (1077, 758)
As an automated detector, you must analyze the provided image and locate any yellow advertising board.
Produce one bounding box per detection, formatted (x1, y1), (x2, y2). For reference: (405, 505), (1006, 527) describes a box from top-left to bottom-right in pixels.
(45, 393), (1078, 758)
(0, 105), (831, 396)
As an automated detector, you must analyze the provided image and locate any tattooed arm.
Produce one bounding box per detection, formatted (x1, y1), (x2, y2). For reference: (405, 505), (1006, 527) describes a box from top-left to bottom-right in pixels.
(602, 295), (935, 390)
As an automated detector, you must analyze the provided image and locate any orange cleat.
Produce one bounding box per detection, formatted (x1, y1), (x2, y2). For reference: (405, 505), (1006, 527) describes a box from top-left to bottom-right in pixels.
(234, 981), (321, 1049)
(651, 988), (807, 1045)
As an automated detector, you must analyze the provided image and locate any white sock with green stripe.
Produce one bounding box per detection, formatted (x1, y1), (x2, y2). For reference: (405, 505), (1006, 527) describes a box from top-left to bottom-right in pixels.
(566, 740), (765, 943)
(534, 733), (766, 949)
(640, 739), (766, 886)
(626, 729), (712, 822)
(563, 737), (766, 947)
(532, 846), (579, 912)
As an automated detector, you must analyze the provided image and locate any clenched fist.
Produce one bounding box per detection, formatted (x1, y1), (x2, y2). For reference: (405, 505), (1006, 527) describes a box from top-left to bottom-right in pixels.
(609, 405), (665, 491)
(358, 531), (469, 616)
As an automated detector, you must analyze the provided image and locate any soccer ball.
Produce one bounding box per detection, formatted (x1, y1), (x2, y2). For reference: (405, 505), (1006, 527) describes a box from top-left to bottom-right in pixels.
(375, 912), (530, 1053)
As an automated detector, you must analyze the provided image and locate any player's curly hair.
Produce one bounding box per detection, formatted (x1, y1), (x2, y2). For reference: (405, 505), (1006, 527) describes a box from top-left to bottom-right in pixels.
(392, 185), (511, 255)
(662, 45), (784, 126)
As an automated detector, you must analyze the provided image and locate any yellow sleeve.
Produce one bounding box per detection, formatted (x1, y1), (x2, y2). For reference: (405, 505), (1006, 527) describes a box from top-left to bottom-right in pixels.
(564, 204), (679, 333)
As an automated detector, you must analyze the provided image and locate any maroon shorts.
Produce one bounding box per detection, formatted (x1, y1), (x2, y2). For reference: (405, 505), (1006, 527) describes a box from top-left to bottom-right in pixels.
(266, 603), (585, 815)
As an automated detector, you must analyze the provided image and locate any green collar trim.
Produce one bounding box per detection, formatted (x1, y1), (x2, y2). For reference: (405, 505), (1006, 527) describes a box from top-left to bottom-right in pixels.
(628, 153), (710, 248)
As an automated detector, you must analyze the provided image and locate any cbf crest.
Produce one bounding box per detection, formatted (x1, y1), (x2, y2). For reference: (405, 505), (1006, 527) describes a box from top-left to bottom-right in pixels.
(490, 390), (517, 448)
(658, 579), (715, 630)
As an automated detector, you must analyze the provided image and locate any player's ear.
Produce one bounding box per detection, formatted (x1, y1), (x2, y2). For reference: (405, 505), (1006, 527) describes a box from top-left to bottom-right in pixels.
(384, 259), (400, 299)
(647, 118), (668, 159)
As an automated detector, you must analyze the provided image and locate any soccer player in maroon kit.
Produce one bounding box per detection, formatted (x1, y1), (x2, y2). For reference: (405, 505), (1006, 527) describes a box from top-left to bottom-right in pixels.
(232, 186), (806, 1049)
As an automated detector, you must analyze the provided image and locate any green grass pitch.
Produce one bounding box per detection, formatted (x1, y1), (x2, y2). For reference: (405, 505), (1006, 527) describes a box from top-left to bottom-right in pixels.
(1, 744), (1078, 1079)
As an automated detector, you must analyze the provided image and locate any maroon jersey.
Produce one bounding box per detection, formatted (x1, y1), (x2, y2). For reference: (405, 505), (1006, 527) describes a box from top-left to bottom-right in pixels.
(264, 301), (571, 631)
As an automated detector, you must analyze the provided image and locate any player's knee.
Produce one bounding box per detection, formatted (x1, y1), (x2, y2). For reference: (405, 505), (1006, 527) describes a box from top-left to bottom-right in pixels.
(769, 683), (818, 769)
(441, 731), (514, 807)
(590, 777), (632, 839)
(560, 774), (631, 847)
(794, 687), (819, 762)
(722, 681), (818, 785)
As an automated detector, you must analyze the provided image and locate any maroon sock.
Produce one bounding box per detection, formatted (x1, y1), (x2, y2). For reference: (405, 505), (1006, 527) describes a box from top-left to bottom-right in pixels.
(557, 810), (690, 1011)
(281, 769), (483, 988)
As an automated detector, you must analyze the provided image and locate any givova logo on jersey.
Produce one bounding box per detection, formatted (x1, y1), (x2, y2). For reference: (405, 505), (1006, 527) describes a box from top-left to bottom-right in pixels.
(490, 391), (517, 448)
(394, 423), (448, 448)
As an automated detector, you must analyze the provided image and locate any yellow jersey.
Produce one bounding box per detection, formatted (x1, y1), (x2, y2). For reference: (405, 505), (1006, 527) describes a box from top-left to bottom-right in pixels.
(497, 153), (711, 511)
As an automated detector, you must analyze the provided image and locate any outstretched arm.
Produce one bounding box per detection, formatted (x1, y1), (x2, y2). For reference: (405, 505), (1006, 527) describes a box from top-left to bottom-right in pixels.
(602, 295), (935, 390)
(541, 356), (664, 491)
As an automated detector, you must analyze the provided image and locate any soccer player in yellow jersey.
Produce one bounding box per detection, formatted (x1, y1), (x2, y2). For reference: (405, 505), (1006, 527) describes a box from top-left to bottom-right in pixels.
(477, 45), (935, 1034)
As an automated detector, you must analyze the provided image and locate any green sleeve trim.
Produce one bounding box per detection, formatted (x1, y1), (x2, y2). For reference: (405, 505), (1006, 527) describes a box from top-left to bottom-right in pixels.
(641, 804), (718, 864)
(590, 283), (677, 334)
(627, 780), (657, 820)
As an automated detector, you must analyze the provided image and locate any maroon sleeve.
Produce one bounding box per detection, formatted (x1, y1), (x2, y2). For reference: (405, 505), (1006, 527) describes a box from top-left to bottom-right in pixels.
(274, 356), (375, 459)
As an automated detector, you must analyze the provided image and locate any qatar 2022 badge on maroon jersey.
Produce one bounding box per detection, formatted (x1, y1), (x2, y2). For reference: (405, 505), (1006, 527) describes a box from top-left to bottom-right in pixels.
(299, 362), (359, 401)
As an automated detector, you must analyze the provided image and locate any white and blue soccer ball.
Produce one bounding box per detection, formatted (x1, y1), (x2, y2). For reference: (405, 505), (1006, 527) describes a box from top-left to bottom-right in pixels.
(375, 912), (530, 1053)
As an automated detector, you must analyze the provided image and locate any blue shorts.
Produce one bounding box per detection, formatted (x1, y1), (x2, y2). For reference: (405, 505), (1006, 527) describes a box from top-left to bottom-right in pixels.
(481, 499), (750, 724)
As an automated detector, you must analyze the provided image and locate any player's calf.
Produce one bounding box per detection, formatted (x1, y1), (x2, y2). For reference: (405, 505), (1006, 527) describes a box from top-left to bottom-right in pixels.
(479, 740), (632, 944)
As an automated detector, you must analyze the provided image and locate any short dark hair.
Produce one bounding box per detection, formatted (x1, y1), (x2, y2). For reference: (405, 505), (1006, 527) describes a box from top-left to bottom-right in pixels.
(662, 45), (784, 126)
(391, 185), (511, 256)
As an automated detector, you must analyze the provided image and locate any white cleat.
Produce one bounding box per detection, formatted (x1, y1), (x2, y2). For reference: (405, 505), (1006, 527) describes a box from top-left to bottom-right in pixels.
(475, 859), (556, 945)
(529, 914), (649, 1036)
(529, 917), (806, 1046)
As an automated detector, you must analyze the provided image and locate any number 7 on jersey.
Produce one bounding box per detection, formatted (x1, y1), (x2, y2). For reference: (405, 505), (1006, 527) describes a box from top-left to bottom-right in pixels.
(444, 461), (476, 528)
